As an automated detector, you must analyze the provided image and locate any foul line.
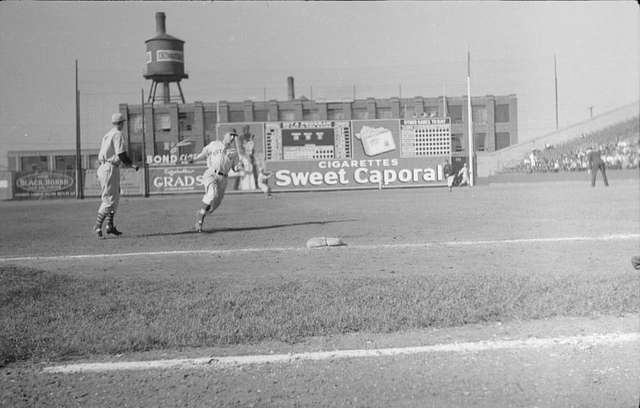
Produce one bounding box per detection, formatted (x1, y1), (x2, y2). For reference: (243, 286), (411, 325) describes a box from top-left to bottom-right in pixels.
(43, 332), (640, 373)
(1, 233), (638, 263)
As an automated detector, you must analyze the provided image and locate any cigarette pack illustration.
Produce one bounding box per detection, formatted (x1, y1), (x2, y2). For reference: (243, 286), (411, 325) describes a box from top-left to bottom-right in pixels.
(355, 126), (396, 156)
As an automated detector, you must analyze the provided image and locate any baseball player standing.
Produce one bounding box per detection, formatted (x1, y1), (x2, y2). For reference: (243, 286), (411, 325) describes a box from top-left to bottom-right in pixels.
(93, 113), (138, 238)
(189, 131), (242, 232)
(587, 145), (609, 187)
(257, 168), (273, 198)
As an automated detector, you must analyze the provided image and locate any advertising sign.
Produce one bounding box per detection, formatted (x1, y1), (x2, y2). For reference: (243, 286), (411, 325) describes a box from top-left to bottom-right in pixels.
(269, 156), (447, 191)
(146, 166), (242, 195)
(156, 50), (184, 63)
(148, 165), (205, 194)
(351, 120), (401, 160)
(262, 119), (450, 191)
(13, 171), (75, 197)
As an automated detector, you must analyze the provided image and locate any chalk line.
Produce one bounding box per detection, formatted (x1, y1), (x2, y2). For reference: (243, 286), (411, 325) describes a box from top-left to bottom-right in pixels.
(43, 331), (640, 373)
(1, 233), (638, 263)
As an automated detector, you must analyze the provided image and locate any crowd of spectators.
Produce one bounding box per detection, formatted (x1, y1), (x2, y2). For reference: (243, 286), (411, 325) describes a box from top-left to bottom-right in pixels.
(503, 117), (639, 174)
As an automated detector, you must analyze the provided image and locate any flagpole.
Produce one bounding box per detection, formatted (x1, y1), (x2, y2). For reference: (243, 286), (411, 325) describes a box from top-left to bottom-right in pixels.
(466, 50), (474, 186)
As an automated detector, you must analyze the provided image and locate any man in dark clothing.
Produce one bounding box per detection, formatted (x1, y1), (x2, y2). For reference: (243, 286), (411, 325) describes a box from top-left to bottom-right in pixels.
(443, 160), (454, 192)
(587, 146), (609, 187)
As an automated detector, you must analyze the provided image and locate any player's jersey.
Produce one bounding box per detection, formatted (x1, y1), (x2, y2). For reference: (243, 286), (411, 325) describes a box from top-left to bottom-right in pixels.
(98, 127), (125, 165)
(587, 150), (603, 166)
(201, 141), (240, 175)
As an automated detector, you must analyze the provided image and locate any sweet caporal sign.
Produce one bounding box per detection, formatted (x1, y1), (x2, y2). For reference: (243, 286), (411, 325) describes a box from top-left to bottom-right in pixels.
(272, 157), (446, 190)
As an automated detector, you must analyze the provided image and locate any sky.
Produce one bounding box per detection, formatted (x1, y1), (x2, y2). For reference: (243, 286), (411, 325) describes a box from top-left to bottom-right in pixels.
(0, 1), (638, 168)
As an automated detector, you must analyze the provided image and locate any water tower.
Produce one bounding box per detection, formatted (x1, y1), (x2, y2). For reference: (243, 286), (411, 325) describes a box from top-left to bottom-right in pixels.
(144, 12), (188, 104)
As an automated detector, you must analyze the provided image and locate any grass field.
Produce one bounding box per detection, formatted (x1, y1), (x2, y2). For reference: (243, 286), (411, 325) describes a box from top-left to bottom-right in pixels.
(1, 176), (638, 367)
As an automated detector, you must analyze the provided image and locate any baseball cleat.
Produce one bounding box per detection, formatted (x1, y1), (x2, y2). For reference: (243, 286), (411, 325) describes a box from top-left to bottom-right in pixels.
(195, 221), (203, 233)
(106, 226), (122, 236)
(94, 228), (104, 239)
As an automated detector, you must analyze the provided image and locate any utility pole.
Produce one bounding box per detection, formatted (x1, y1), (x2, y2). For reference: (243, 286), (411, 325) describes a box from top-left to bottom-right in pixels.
(588, 106), (594, 118)
(466, 50), (474, 186)
(75, 59), (83, 199)
(554, 54), (559, 130)
(141, 88), (148, 197)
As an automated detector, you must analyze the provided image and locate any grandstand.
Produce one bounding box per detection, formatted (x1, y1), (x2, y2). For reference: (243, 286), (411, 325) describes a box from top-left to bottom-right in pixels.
(476, 101), (639, 177)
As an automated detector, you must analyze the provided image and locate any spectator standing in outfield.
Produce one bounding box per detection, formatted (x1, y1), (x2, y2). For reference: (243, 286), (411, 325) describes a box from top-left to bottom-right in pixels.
(587, 145), (609, 187)
(189, 131), (242, 232)
(443, 160), (455, 192)
(93, 113), (139, 239)
(457, 162), (470, 187)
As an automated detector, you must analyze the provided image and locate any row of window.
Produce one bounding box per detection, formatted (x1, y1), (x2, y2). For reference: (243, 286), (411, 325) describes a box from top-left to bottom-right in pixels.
(124, 104), (511, 137)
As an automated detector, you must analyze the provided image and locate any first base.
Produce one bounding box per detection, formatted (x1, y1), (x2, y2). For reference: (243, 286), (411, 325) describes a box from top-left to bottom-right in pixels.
(306, 237), (346, 249)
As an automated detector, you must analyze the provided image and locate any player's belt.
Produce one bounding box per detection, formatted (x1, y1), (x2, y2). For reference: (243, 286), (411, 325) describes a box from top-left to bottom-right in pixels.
(217, 171), (227, 177)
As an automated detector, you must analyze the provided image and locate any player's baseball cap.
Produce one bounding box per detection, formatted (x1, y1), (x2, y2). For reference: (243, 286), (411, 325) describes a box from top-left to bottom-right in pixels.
(111, 113), (126, 124)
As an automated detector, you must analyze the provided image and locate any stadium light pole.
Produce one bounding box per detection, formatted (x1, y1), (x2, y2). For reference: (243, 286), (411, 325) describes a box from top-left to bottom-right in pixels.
(466, 50), (474, 186)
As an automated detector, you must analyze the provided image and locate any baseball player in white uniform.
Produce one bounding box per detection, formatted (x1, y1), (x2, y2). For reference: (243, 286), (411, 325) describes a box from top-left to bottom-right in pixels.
(189, 131), (241, 232)
(257, 167), (273, 198)
(93, 113), (138, 238)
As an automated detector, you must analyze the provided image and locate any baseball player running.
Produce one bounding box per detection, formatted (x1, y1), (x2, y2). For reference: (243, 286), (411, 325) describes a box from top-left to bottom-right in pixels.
(93, 113), (138, 239)
(189, 130), (242, 232)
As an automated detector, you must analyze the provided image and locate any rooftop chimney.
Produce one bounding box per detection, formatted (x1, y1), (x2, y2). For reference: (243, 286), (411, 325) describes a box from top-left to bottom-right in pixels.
(287, 76), (295, 101)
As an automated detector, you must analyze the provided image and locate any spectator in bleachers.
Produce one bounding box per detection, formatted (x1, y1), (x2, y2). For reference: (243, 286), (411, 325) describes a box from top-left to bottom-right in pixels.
(503, 117), (639, 175)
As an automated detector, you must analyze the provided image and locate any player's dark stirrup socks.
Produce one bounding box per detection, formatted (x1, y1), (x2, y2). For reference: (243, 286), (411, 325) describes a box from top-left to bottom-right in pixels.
(94, 211), (106, 238)
(105, 209), (122, 236)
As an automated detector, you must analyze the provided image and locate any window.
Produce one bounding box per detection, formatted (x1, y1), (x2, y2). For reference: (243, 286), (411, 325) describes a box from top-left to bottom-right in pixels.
(128, 113), (144, 142)
(472, 106), (488, 124)
(129, 143), (144, 163)
(204, 111), (217, 144)
(228, 110), (245, 123)
(376, 108), (393, 119)
(352, 109), (369, 120)
(423, 107), (439, 118)
(495, 104), (510, 123)
(496, 132), (510, 149)
(449, 106), (463, 123)
(54, 155), (76, 171)
(156, 114), (171, 131)
(303, 109), (320, 121)
(254, 110), (269, 121)
(178, 112), (194, 132)
(327, 109), (346, 120)
(402, 105), (415, 119)
(279, 110), (296, 121)
(451, 134), (464, 152)
(474, 133), (486, 152)
(21, 156), (48, 172)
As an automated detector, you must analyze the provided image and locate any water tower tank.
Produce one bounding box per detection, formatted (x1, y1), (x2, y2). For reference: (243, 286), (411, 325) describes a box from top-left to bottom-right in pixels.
(144, 12), (188, 82)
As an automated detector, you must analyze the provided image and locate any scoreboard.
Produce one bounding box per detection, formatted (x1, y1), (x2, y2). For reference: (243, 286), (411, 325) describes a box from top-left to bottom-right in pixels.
(400, 118), (451, 157)
(265, 121), (351, 161)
